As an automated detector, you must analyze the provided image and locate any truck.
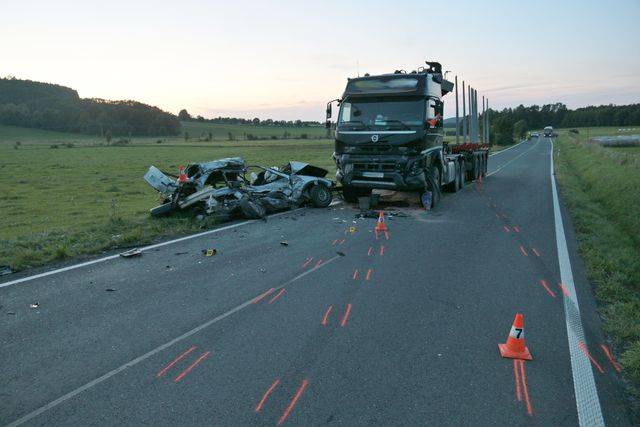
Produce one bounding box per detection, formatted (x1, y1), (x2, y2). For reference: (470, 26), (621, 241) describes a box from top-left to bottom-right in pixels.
(543, 126), (554, 137)
(326, 61), (489, 208)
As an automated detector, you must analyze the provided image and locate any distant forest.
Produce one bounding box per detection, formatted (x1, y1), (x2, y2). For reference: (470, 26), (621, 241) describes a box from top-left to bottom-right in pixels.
(178, 109), (322, 127)
(485, 103), (640, 145)
(0, 77), (181, 136)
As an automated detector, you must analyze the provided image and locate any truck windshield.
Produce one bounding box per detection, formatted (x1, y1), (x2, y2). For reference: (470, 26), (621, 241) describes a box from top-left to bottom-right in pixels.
(338, 98), (424, 130)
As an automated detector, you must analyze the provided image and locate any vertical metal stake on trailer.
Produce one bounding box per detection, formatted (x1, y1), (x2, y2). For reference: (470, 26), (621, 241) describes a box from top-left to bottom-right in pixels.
(455, 76), (460, 145)
(462, 80), (467, 143)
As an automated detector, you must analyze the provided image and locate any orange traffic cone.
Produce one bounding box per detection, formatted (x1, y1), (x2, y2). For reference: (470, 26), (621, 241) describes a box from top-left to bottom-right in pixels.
(374, 210), (388, 233)
(178, 165), (189, 183)
(498, 313), (532, 360)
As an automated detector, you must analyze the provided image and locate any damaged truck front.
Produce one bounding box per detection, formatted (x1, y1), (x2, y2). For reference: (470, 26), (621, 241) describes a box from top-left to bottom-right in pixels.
(143, 157), (334, 220)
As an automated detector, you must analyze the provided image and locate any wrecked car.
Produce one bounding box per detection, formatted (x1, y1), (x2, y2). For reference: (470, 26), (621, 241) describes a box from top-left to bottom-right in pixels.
(143, 157), (333, 220)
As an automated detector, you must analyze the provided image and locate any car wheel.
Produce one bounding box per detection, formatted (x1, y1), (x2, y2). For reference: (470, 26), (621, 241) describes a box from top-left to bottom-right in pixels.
(310, 184), (332, 207)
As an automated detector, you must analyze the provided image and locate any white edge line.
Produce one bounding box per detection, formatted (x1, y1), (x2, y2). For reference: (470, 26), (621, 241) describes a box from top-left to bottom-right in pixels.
(7, 254), (341, 426)
(550, 138), (604, 426)
(488, 138), (528, 157)
(0, 209), (303, 289)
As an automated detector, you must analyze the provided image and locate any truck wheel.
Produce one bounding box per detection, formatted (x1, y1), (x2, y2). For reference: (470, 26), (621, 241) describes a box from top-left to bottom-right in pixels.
(239, 197), (266, 219)
(342, 186), (371, 203)
(310, 184), (332, 207)
(426, 167), (441, 208)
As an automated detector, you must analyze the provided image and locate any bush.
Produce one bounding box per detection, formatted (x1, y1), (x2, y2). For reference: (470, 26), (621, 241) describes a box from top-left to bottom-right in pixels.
(300, 133), (308, 139)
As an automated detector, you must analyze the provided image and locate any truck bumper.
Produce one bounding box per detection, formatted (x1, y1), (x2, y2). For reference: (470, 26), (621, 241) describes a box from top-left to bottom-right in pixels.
(335, 154), (426, 190)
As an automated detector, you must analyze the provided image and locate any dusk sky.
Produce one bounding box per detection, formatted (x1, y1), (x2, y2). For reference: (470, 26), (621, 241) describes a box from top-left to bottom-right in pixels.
(2, 0), (639, 121)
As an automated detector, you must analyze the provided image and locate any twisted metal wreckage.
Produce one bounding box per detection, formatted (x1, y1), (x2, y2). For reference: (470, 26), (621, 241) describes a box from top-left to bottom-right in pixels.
(144, 157), (334, 220)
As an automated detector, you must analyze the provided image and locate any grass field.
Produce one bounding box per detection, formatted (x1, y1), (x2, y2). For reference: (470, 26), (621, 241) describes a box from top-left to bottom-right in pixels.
(0, 124), (335, 271)
(554, 126), (640, 389)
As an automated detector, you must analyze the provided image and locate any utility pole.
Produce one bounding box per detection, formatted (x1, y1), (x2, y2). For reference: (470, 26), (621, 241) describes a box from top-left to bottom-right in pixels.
(468, 85), (472, 143)
(486, 98), (490, 145)
(462, 81), (467, 143)
(455, 76), (460, 145)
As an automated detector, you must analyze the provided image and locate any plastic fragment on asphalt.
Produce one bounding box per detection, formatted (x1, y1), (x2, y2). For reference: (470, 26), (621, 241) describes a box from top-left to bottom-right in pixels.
(119, 248), (142, 258)
(29, 302), (39, 308)
(336, 251), (346, 256)
(202, 249), (217, 256)
(106, 288), (116, 292)
(280, 241), (289, 246)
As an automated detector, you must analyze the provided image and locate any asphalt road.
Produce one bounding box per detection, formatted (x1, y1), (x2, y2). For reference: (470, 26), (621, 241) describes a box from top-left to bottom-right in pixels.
(0, 138), (634, 425)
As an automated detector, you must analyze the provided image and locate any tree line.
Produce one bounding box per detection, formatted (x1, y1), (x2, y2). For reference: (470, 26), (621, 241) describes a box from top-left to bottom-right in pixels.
(485, 103), (640, 145)
(178, 109), (322, 127)
(0, 77), (181, 136)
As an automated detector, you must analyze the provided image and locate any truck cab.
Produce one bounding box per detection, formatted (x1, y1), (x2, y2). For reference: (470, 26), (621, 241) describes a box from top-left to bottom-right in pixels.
(328, 61), (486, 205)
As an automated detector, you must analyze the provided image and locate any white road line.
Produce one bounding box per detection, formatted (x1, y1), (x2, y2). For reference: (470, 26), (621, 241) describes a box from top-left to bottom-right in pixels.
(549, 138), (604, 426)
(0, 209), (303, 289)
(488, 138), (528, 157)
(487, 139), (540, 177)
(7, 254), (341, 427)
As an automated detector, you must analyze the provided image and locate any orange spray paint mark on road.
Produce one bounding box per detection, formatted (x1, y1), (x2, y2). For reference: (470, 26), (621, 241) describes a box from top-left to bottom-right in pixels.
(538, 279), (556, 298)
(321, 305), (333, 326)
(513, 359), (522, 401)
(379, 245), (385, 256)
(352, 269), (359, 280)
(578, 341), (604, 373)
(339, 239), (346, 244)
(513, 226), (520, 233)
(314, 259), (323, 268)
(331, 239), (338, 246)
(519, 246), (529, 256)
(173, 351), (211, 382)
(600, 344), (622, 373)
(367, 246), (373, 256)
(253, 288), (276, 304)
(156, 346), (197, 378)
(518, 360), (533, 416)
(365, 269), (373, 281)
(503, 226), (510, 233)
(278, 379), (309, 425)
(255, 379), (280, 412)
(340, 303), (352, 327)
(559, 283), (571, 297)
(301, 257), (313, 269)
(268, 288), (286, 304)
(531, 248), (540, 257)
(384, 231), (389, 240)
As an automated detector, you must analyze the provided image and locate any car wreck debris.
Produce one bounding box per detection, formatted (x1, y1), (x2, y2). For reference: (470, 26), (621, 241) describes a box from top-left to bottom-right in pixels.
(119, 248), (142, 258)
(144, 158), (334, 220)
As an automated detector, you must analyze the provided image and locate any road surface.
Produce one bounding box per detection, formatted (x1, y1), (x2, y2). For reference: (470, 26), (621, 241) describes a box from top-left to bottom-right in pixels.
(0, 138), (634, 425)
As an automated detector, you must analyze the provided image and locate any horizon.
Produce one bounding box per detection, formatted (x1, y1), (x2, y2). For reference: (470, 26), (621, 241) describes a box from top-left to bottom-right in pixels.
(2, 0), (639, 122)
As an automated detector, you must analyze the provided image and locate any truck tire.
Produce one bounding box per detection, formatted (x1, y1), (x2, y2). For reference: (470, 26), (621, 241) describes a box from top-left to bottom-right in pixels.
(239, 197), (266, 219)
(426, 167), (441, 208)
(309, 184), (332, 207)
(342, 186), (371, 203)
(459, 162), (466, 189)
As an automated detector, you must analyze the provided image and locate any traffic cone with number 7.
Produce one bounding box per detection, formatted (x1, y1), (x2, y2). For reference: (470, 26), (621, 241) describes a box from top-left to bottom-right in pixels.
(498, 313), (532, 360)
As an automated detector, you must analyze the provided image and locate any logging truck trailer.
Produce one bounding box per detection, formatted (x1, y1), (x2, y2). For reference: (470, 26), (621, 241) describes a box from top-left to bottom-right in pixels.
(326, 61), (488, 207)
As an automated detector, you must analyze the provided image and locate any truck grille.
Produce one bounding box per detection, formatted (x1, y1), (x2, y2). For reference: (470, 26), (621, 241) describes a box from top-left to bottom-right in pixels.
(353, 162), (397, 172)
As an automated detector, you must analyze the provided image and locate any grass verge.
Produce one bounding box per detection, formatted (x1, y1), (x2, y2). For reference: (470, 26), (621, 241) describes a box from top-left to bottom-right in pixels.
(554, 129), (640, 393)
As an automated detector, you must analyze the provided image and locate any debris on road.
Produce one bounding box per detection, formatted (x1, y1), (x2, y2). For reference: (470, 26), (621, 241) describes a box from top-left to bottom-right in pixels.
(105, 288), (116, 292)
(144, 158), (334, 221)
(202, 249), (218, 256)
(337, 251), (346, 257)
(280, 241), (289, 246)
(29, 302), (39, 308)
(0, 265), (13, 276)
(119, 248), (142, 258)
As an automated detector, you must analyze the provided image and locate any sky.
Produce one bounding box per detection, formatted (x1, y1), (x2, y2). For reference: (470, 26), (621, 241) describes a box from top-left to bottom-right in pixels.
(1, 0), (639, 121)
